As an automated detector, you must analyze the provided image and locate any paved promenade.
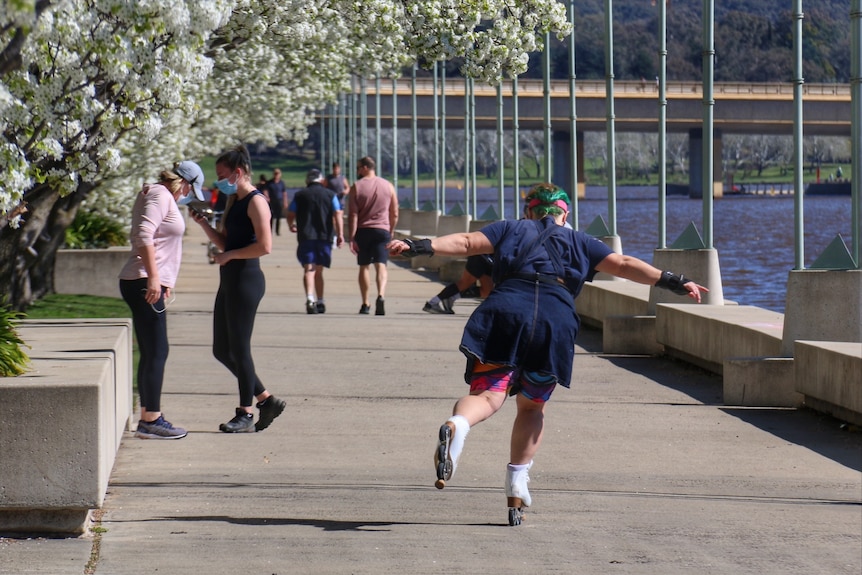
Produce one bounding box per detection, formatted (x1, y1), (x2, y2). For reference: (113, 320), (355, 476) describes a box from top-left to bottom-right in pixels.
(2, 222), (861, 575)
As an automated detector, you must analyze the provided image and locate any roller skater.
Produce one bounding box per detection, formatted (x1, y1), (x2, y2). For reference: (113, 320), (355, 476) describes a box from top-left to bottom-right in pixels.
(389, 183), (707, 526)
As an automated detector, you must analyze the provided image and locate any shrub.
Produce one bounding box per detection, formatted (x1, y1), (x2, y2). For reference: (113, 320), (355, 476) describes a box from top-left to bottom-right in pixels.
(0, 298), (30, 377)
(64, 210), (128, 249)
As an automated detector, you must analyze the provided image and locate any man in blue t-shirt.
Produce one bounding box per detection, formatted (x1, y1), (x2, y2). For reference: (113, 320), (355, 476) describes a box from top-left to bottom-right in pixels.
(286, 169), (344, 314)
(265, 168), (287, 236)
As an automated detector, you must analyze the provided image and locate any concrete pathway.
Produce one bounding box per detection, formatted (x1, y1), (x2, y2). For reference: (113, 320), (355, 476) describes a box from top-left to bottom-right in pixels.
(2, 221), (861, 575)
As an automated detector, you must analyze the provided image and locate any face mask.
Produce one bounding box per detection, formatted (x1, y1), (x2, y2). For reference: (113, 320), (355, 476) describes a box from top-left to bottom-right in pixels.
(215, 175), (238, 196)
(177, 191), (195, 205)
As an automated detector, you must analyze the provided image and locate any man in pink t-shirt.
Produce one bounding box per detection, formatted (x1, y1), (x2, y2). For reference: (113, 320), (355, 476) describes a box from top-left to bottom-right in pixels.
(347, 156), (398, 315)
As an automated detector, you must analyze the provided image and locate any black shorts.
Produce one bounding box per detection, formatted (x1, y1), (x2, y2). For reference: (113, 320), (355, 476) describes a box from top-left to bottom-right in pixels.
(354, 227), (390, 266)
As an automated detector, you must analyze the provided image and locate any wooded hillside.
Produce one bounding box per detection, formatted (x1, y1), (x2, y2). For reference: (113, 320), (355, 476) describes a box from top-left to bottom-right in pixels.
(521, 0), (852, 83)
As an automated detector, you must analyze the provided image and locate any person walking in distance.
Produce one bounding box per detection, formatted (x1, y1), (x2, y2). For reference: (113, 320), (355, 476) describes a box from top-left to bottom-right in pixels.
(347, 156), (398, 315)
(119, 160), (206, 439)
(326, 162), (350, 205)
(190, 145), (286, 433)
(286, 168), (344, 314)
(423, 254), (494, 314)
(266, 168), (287, 236)
(388, 183), (708, 526)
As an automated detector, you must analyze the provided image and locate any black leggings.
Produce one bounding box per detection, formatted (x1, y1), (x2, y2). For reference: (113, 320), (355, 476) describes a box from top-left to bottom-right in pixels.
(213, 259), (266, 407)
(120, 278), (168, 412)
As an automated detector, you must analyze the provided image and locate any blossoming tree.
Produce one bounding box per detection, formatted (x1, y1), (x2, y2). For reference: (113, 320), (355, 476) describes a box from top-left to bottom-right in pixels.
(0, 0), (569, 310)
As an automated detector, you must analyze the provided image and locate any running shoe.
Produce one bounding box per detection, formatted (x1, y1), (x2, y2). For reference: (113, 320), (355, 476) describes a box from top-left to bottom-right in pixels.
(255, 396), (286, 432)
(219, 408), (255, 433)
(423, 301), (449, 314)
(375, 296), (385, 316)
(135, 416), (187, 439)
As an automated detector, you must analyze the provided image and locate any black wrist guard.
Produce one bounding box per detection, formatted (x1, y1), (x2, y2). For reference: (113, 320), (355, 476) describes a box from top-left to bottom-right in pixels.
(402, 238), (434, 258)
(655, 271), (693, 295)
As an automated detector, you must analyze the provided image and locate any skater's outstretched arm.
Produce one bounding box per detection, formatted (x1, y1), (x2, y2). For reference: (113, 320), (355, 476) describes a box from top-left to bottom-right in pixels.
(387, 231), (492, 258)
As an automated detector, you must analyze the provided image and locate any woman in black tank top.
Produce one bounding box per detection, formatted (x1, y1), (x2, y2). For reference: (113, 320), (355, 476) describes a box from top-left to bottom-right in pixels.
(190, 145), (286, 434)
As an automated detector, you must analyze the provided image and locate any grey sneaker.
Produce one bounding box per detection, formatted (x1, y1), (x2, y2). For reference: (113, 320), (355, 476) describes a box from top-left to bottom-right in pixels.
(219, 408), (255, 433)
(423, 301), (446, 314)
(255, 396), (286, 432)
(135, 416), (187, 439)
(440, 297), (456, 313)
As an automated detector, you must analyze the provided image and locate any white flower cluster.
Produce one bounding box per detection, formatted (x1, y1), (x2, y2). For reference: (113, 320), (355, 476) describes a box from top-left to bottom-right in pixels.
(1, 0), (570, 225)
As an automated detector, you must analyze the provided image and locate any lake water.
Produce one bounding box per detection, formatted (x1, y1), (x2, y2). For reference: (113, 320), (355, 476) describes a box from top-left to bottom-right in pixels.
(397, 185), (854, 313)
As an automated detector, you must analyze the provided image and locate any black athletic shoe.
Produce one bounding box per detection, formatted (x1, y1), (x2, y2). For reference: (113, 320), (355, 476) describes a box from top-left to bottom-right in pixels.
(375, 296), (385, 316)
(255, 396), (286, 432)
(219, 408), (255, 433)
(306, 301), (318, 314)
(359, 304), (370, 314)
(316, 302), (326, 314)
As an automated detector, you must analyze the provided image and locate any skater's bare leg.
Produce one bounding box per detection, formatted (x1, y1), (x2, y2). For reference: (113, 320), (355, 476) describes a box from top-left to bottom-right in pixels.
(453, 389), (506, 425)
(509, 393), (545, 465)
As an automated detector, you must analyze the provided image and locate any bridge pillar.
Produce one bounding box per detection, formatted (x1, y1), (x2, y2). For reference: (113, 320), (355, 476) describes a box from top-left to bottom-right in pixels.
(552, 131), (586, 199)
(688, 128), (724, 198)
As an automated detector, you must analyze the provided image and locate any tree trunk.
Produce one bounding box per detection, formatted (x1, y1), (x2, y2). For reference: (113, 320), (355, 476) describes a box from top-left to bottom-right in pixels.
(0, 184), (91, 311)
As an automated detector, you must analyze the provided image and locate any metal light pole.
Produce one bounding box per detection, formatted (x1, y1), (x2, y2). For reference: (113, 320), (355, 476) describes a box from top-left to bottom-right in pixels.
(852, 0), (862, 266)
(375, 74), (381, 170)
(433, 62), (440, 210)
(360, 77), (368, 158)
(411, 64), (419, 209)
(568, 0), (579, 228)
(513, 76), (521, 219)
(441, 66), (447, 214)
(793, 1), (805, 269)
(497, 82), (505, 219)
(392, 77), (399, 192)
(658, 0), (668, 247)
(702, 0), (715, 248)
(542, 32), (553, 182)
(605, 0), (618, 236)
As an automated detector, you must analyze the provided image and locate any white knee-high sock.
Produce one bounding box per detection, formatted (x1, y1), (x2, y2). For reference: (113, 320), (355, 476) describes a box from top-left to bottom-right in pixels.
(446, 415), (470, 463)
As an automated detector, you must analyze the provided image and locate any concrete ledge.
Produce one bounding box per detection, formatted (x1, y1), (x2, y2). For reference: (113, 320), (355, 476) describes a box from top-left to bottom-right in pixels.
(577, 281), (651, 329)
(469, 219), (493, 232)
(410, 210), (440, 236)
(437, 214), (471, 235)
(0, 319), (133, 535)
(0, 356), (111, 535)
(54, 247), (129, 298)
(395, 209), (413, 234)
(655, 304), (784, 374)
(723, 357), (801, 407)
(440, 259), (467, 283)
(795, 340), (862, 425)
(602, 315), (663, 355)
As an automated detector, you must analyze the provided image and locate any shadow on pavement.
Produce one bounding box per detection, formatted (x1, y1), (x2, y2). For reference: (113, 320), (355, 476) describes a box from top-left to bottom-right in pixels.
(719, 407), (862, 472)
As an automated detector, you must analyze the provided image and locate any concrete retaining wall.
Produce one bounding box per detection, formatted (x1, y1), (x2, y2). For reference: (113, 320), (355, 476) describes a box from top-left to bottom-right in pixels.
(0, 319), (133, 535)
(55, 247), (129, 298)
(795, 341), (862, 425)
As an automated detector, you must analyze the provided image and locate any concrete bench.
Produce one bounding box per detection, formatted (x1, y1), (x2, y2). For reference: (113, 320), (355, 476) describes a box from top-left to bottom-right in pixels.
(795, 341), (862, 426)
(0, 319), (133, 535)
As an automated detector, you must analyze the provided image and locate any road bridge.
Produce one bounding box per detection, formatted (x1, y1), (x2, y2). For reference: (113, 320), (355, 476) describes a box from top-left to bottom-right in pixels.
(321, 78), (851, 198)
(329, 78), (852, 137)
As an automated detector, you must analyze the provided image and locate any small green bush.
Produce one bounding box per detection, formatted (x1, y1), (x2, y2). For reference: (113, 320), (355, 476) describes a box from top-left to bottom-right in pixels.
(64, 210), (127, 249)
(0, 299), (30, 377)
